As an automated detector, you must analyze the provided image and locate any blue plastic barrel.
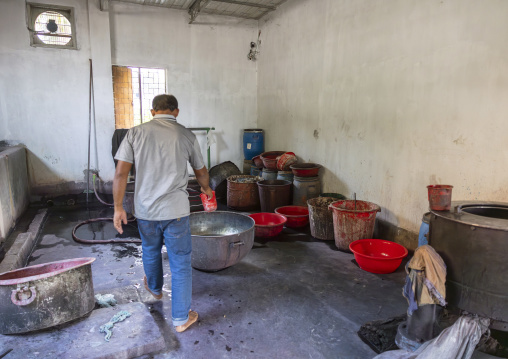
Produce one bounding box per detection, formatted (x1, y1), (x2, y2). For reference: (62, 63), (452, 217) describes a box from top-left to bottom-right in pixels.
(418, 212), (431, 246)
(243, 129), (264, 160)
(261, 169), (277, 181)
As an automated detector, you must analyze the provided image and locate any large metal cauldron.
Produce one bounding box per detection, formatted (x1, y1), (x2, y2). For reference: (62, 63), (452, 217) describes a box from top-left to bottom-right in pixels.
(0, 257), (96, 334)
(190, 211), (255, 271)
(429, 201), (508, 331)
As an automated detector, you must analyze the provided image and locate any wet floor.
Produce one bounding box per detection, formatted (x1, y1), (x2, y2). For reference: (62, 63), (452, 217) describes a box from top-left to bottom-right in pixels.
(22, 201), (409, 358)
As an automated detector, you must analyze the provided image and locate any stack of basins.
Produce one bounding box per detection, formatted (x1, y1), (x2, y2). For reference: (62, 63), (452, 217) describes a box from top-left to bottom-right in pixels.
(289, 163), (322, 206)
(257, 151), (296, 212)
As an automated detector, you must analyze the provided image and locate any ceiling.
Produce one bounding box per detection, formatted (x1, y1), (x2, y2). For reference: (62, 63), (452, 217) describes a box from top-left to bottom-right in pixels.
(108, 0), (289, 23)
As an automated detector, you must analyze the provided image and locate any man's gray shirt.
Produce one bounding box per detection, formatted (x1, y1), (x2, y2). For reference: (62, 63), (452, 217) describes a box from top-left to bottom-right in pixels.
(114, 114), (205, 220)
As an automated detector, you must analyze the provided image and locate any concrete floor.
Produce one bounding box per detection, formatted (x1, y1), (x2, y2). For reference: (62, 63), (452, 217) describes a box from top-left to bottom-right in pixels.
(1, 201), (411, 359)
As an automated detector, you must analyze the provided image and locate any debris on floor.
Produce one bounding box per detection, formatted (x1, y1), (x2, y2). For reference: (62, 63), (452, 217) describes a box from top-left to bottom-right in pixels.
(95, 293), (117, 308)
(0, 302), (165, 358)
(99, 310), (132, 342)
(373, 315), (490, 359)
(357, 314), (407, 353)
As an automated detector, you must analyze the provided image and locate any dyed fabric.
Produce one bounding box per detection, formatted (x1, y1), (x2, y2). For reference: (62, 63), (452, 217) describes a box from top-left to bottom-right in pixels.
(403, 245), (447, 315)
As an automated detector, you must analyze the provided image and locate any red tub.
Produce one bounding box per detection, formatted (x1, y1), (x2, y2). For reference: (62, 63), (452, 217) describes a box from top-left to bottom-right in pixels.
(249, 213), (287, 237)
(275, 206), (309, 228)
(289, 163), (321, 177)
(349, 239), (408, 274)
(251, 155), (264, 168)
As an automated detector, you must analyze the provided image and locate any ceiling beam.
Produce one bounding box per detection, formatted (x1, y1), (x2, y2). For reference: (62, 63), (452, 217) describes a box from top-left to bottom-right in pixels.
(211, 0), (276, 11)
(188, 0), (212, 23)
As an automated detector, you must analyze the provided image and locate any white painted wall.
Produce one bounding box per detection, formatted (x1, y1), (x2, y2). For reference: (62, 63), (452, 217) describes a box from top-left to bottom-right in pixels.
(0, 0), (98, 194)
(109, 2), (258, 169)
(0, 0), (258, 195)
(258, 0), (508, 237)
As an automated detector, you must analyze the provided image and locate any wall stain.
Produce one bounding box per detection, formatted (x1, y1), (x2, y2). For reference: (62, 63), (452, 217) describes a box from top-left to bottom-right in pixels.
(313, 129), (319, 139)
(453, 135), (466, 145)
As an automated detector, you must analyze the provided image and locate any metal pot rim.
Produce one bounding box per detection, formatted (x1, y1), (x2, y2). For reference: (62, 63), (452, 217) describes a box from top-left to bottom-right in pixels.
(190, 211), (255, 238)
(0, 257), (96, 286)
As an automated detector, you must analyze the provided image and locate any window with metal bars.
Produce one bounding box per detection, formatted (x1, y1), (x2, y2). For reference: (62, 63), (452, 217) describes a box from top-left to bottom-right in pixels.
(112, 66), (166, 129)
(26, 3), (76, 49)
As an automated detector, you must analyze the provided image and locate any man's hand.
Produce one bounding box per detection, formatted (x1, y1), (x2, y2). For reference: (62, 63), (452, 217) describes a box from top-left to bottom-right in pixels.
(201, 186), (213, 199)
(114, 208), (128, 234)
(193, 166), (213, 199)
(113, 160), (132, 234)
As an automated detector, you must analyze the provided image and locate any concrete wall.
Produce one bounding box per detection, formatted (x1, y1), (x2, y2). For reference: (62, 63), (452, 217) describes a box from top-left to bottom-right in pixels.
(0, 146), (30, 242)
(109, 2), (258, 168)
(258, 0), (508, 247)
(0, 0), (258, 196)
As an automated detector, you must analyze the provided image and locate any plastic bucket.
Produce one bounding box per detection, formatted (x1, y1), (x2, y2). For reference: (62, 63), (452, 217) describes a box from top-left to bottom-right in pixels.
(308, 197), (336, 240)
(427, 185), (453, 211)
(243, 129), (264, 160)
(329, 200), (381, 252)
(293, 176), (321, 206)
(200, 191), (217, 212)
(277, 171), (294, 183)
(261, 169), (277, 181)
(418, 212), (431, 247)
(257, 180), (292, 212)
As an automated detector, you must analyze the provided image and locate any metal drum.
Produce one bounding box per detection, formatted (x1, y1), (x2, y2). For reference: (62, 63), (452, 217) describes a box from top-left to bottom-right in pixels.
(430, 201), (508, 331)
(0, 257), (96, 334)
(227, 175), (262, 211)
(257, 180), (292, 213)
(190, 211), (255, 271)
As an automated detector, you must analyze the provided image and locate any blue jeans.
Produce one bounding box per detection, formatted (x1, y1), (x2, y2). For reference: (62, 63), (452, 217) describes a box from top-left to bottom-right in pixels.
(137, 216), (192, 326)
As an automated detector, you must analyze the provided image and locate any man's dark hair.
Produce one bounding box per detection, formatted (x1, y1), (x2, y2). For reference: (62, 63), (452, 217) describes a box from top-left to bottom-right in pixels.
(152, 94), (178, 112)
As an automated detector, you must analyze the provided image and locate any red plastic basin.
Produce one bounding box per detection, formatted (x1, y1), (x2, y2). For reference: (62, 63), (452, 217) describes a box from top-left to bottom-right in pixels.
(289, 163), (321, 177)
(276, 152), (297, 171)
(249, 213), (287, 237)
(275, 206), (309, 228)
(251, 155), (264, 168)
(260, 151), (286, 170)
(349, 239), (408, 274)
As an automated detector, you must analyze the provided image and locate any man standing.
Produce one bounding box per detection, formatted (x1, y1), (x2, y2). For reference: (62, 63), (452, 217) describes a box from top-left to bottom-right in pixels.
(113, 94), (213, 333)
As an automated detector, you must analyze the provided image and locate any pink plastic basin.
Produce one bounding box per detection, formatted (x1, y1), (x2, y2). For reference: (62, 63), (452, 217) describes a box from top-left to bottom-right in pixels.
(249, 213), (287, 237)
(275, 206), (309, 228)
(349, 239), (408, 274)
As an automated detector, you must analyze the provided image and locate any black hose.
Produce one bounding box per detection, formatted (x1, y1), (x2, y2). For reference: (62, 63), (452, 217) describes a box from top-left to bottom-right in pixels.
(93, 174), (114, 206)
(72, 217), (140, 244)
(72, 174), (140, 244)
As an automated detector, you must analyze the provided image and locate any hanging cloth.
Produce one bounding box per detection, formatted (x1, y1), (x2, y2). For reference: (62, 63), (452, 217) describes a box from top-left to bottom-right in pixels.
(403, 245), (447, 315)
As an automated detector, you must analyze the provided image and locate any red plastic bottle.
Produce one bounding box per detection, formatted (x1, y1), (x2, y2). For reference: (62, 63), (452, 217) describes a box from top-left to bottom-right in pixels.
(200, 191), (217, 212)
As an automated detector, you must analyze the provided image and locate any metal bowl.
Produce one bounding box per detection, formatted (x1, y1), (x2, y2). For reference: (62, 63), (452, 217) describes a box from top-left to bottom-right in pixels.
(190, 211), (255, 271)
